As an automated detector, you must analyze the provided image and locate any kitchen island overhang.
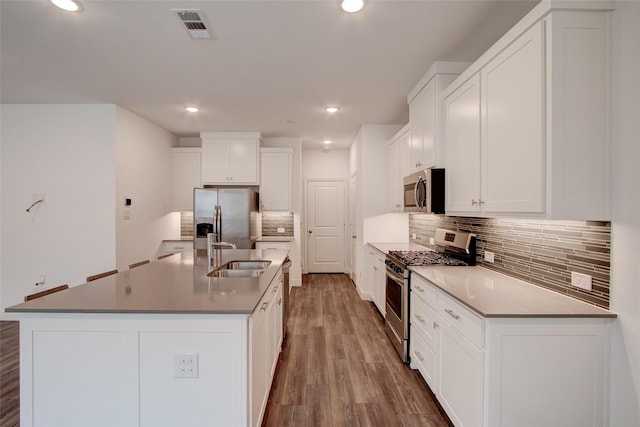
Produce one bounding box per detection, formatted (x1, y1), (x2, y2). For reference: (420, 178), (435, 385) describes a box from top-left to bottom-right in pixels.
(6, 249), (289, 427)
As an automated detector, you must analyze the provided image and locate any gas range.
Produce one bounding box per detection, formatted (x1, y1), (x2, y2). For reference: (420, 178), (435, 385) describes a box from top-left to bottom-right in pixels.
(383, 229), (476, 364)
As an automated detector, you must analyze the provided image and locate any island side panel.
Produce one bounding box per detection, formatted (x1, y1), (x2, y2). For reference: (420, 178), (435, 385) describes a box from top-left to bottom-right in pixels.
(19, 313), (249, 427)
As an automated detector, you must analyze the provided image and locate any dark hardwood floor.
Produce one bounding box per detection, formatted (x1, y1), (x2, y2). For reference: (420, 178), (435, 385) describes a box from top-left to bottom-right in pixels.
(0, 274), (450, 427)
(262, 274), (451, 427)
(0, 321), (19, 427)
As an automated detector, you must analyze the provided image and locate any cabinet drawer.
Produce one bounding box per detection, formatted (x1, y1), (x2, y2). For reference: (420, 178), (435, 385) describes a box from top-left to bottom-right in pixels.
(410, 292), (438, 351)
(410, 326), (437, 391)
(163, 241), (192, 253)
(411, 275), (437, 308)
(437, 292), (484, 348)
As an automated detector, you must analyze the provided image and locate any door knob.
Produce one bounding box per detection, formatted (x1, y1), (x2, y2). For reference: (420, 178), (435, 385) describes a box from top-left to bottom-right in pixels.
(308, 230), (312, 234)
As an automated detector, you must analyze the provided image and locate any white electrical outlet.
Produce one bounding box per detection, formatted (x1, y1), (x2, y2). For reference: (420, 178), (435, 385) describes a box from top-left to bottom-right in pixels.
(277, 227), (285, 233)
(174, 353), (198, 378)
(484, 251), (495, 263)
(571, 272), (592, 291)
(412, 233), (417, 240)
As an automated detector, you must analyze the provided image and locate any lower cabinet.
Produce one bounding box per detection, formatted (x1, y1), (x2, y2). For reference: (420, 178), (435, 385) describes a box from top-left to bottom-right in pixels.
(367, 245), (386, 316)
(250, 268), (284, 427)
(162, 240), (192, 255)
(409, 273), (610, 427)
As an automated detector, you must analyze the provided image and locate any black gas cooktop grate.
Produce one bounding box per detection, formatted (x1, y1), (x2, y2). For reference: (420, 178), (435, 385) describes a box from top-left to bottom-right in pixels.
(388, 250), (469, 267)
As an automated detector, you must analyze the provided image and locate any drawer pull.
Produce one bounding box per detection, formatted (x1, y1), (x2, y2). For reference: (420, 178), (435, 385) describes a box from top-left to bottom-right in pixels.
(433, 321), (439, 329)
(414, 314), (425, 323)
(277, 298), (282, 306)
(260, 302), (269, 311)
(272, 285), (279, 293)
(414, 285), (424, 293)
(445, 309), (460, 320)
(415, 351), (425, 362)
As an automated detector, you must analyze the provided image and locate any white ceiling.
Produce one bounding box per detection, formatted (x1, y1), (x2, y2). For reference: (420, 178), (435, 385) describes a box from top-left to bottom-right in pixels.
(0, 0), (538, 149)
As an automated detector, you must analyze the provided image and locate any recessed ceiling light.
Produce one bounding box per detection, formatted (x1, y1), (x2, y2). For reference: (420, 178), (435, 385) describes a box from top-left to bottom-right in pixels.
(341, 0), (364, 13)
(326, 107), (339, 113)
(323, 140), (332, 145)
(185, 106), (199, 113)
(50, 0), (80, 12)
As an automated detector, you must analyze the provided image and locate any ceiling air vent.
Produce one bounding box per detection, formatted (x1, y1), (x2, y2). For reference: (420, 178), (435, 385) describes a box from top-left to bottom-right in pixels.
(172, 9), (214, 40)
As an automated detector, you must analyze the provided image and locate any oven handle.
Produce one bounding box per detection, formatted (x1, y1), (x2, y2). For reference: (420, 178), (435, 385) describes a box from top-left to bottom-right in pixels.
(386, 267), (405, 287)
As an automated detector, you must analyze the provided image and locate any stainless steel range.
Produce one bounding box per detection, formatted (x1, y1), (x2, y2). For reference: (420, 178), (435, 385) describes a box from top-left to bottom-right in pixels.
(384, 228), (476, 363)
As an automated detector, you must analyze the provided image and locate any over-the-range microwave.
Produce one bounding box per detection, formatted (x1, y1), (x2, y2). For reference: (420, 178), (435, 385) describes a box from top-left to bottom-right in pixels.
(403, 168), (445, 213)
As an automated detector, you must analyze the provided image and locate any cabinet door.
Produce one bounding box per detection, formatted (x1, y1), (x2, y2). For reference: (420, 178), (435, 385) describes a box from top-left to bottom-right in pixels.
(260, 151), (292, 211)
(445, 74), (481, 213)
(387, 139), (401, 212)
(271, 274), (284, 376)
(374, 253), (386, 317)
(250, 301), (269, 427)
(201, 140), (230, 184)
(438, 318), (484, 427)
(409, 81), (436, 171)
(172, 149), (201, 211)
(229, 139), (258, 184)
(481, 22), (544, 213)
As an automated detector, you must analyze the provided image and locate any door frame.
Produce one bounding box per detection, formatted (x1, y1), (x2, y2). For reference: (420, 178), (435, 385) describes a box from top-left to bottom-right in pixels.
(302, 178), (348, 274)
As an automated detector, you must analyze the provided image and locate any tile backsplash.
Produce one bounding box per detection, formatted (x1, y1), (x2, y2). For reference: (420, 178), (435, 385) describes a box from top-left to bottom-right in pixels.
(409, 215), (611, 309)
(261, 212), (294, 237)
(181, 212), (194, 237)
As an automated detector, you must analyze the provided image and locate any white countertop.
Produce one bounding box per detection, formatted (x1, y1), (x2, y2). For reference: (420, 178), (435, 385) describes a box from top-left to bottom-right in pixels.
(410, 265), (616, 318)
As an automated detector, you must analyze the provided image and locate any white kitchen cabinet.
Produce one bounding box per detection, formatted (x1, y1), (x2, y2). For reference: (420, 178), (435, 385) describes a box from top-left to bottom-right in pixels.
(250, 267), (284, 427)
(260, 148), (292, 211)
(407, 62), (468, 172)
(201, 132), (260, 185)
(409, 271), (610, 427)
(367, 245), (386, 317)
(444, 5), (612, 219)
(171, 148), (201, 211)
(444, 74), (481, 213)
(387, 125), (410, 212)
(162, 240), (192, 255)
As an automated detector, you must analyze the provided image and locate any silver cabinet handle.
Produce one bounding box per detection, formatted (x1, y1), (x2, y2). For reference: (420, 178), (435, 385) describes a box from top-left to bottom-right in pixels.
(415, 351), (425, 362)
(260, 302), (268, 311)
(471, 199), (478, 206)
(277, 298), (282, 306)
(433, 321), (439, 329)
(272, 285), (279, 293)
(414, 285), (424, 293)
(414, 314), (425, 323)
(445, 309), (460, 320)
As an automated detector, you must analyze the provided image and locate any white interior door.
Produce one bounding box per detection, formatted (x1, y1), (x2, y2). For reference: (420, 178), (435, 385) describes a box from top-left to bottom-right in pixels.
(306, 180), (346, 273)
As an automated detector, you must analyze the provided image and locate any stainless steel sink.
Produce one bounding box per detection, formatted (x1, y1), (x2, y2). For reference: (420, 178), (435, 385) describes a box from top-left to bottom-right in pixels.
(207, 259), (271, 278)
(219, 260), (272, 270)
(208, 269), (264, 278)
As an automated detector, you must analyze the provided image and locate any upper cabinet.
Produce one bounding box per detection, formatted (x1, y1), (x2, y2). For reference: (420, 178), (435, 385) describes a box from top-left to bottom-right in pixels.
(200, 132), (261, 185)
(260, 148), (293, 212)
(407, 62), (469, 172)
(171, 148), (201, 211)
(444, 3), (612, 220)
(387, 124), (410, 212)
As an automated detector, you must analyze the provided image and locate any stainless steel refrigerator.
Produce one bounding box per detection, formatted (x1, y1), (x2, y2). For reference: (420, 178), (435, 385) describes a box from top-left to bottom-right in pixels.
(193, 187), (260, 250)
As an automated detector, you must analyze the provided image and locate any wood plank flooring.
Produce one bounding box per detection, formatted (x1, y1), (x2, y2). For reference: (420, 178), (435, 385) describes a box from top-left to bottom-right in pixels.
(0, 274), (451, 427)
(0, 321), (19, 427)
(262, 274), (451, 427)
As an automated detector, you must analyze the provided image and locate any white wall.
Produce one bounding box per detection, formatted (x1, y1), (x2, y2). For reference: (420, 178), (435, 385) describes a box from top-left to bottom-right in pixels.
(609, 1), (640, 424)
(262, 138), (303, 286)
(115, 107), (179, 271)
(301, 149), (350, 179)
(0, 104), (117, 315)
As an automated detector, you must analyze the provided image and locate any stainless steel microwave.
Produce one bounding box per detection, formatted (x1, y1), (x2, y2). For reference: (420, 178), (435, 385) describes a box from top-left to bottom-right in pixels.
(403, 168), (445, 213)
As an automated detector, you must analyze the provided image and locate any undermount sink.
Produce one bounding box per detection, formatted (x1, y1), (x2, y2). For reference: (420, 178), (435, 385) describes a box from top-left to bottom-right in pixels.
(219, 260), (272, 270)
(208, 269), (264, 278)
(207, 260), (272, 278)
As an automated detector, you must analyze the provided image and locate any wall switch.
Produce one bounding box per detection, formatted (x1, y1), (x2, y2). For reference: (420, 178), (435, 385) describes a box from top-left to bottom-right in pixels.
(484, 251), (495, 263)
(412, 233), (417, 240)
(429, 237), (435, 246)
(277, 227), (285, 233)
(174, 353), (198, 378)
(571, 272), (592, 291)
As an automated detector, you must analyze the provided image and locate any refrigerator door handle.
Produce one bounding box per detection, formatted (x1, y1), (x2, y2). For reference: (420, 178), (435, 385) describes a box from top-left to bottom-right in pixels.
(216, 205), (222, 242)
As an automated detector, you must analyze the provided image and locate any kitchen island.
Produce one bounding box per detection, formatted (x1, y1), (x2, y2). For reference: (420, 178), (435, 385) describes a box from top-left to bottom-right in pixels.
(6, 249), (289, 427)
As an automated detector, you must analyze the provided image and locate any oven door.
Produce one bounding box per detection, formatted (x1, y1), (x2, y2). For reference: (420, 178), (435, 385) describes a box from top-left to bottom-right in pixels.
(385, 267), (407, 338)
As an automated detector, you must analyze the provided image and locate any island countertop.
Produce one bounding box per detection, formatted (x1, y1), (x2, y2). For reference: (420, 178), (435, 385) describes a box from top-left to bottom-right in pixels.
(6, 249), (289, 315)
